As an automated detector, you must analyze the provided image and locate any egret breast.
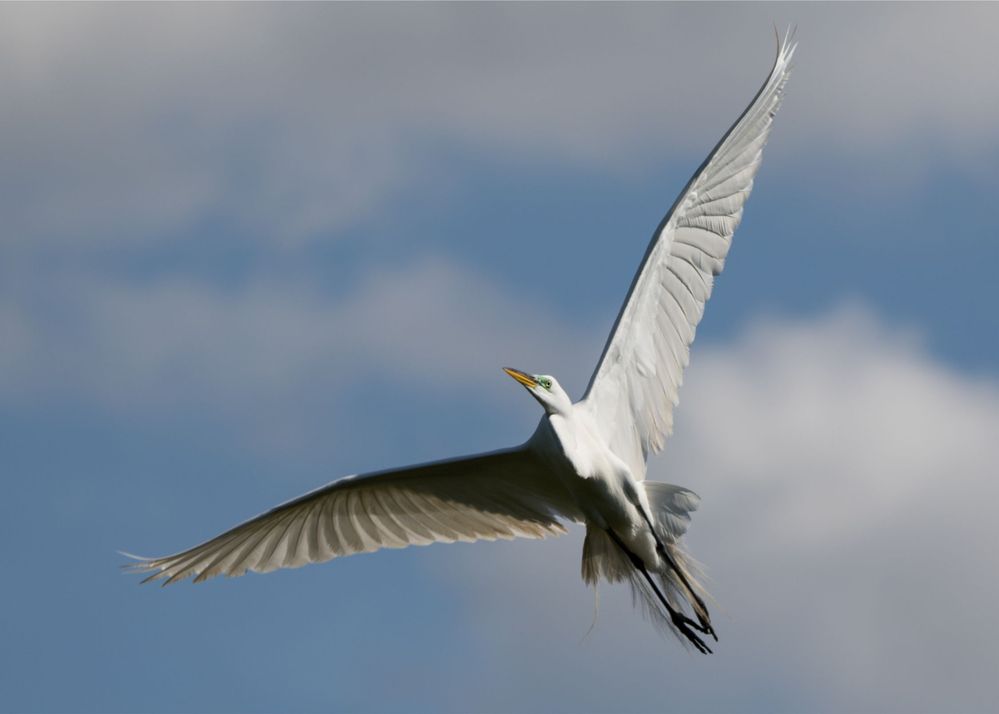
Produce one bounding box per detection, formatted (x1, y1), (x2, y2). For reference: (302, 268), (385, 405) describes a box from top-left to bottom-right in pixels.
(541, 408), (644, 531)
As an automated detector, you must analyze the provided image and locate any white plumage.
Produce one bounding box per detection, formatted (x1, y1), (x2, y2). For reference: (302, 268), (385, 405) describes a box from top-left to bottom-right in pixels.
(585, 35), (796, 478)
(132, 448), (579, 585)
(128, 32), (795, 654)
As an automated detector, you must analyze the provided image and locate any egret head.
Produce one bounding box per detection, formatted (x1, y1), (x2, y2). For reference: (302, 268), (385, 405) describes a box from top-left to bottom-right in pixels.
(502, 367), (572, 416)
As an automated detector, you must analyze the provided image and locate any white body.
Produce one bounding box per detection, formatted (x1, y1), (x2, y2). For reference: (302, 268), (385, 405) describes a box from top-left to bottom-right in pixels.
(533, 406), (659, 566)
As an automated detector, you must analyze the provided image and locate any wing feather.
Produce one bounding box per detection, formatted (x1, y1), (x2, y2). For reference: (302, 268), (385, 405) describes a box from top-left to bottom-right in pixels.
(128, 446), (579, 585)
(583, 32), (795, 476)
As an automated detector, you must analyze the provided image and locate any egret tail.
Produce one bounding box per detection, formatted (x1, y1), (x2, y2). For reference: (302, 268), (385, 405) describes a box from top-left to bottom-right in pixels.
(580, 481), (713, 652)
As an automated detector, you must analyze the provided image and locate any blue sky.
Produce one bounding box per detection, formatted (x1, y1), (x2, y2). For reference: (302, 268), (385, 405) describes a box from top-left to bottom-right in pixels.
(3, 4), (999, 713)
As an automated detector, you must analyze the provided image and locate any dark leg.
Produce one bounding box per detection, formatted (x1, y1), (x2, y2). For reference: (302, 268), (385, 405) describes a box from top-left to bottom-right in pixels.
(637, 511), (717, 642)
(605, 529), (712, 655)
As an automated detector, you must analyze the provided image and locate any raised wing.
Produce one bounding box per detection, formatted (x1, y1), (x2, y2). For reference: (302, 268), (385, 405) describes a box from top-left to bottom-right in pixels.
(583, 32), (796, 478)
(127, 447), (579, 585)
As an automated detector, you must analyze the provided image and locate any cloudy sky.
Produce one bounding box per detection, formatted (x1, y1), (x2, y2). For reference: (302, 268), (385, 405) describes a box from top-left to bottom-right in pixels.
(3, 3), (999, 712)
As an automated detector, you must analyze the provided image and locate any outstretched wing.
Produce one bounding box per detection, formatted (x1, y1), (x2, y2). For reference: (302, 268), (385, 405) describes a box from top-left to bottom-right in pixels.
(583, 32), (796, 478)
(127, 446), (580, 585)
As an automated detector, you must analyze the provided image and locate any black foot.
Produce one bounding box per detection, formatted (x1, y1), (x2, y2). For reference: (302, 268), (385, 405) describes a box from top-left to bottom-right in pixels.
(671, 611), (712, 654)
(690, 615), (718, 642)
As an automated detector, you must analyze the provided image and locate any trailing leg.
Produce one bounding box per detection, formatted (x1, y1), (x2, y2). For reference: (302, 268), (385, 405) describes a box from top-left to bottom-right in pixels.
(604, 529), (712, 654)
(637, 509), (717, 642)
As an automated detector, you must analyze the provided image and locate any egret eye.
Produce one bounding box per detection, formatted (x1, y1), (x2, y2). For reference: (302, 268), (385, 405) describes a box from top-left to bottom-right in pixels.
(540, 378), (552, 390)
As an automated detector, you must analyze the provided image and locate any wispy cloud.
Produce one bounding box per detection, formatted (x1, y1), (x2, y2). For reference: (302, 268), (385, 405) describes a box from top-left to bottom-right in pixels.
(3, 3), (998, 249)
(0, 259), (591, 448)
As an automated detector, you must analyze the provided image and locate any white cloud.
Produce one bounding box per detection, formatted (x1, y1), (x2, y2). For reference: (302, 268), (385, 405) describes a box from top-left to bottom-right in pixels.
(0, 259), (591, 452)
(434, 305), (999, 712)
(3, 3), (998, 248)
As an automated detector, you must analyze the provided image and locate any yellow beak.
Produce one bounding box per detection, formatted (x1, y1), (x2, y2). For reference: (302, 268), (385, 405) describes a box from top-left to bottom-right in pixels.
(503, 367), (537, 389)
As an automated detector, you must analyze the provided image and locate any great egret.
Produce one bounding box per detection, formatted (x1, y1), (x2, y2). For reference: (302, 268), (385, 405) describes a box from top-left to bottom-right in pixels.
(128, 32), (795, 654)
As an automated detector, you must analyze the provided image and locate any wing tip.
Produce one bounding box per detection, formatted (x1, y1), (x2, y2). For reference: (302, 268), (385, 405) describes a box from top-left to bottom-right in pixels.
(120, 549), (197, 586)
(775, 24), (798, 75)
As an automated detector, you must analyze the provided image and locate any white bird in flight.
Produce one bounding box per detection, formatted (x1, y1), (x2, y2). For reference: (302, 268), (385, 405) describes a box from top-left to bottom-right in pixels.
(129, 33), (795, 654)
